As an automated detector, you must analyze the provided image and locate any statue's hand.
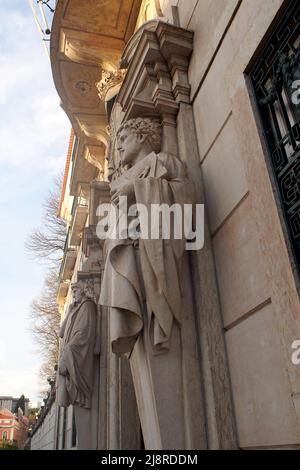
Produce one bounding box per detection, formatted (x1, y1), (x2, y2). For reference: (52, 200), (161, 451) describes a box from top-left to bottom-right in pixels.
(58, 361), (68, 376)
(111, 182), (135, 208)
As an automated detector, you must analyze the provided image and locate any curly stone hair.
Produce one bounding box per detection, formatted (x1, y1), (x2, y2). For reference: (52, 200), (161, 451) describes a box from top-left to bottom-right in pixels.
(71, 279), (96, 302)
(117, 117), (162, 153)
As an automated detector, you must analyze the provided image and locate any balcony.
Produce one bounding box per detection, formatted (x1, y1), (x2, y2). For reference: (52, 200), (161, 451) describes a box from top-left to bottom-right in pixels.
(57, 278), (69, 304)
(59, 227), (77, 283)
(69, 196), (88, 246)
(50, 0), (142, 191)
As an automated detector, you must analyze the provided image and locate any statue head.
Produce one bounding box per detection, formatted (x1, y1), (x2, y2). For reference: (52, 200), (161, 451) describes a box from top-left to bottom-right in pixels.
(71, 279), (96, 304)
(71, 281), (86, 303)
(116, 117), (162, 166)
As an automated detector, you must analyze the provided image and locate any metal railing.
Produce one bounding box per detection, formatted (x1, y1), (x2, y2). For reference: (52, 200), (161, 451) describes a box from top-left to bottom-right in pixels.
(58, 227), (77, 282)
(71, 195), (88, 218)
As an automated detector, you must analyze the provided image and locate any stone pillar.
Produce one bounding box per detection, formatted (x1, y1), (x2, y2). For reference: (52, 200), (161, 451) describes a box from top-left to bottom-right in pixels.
(176, 102), (237, 449)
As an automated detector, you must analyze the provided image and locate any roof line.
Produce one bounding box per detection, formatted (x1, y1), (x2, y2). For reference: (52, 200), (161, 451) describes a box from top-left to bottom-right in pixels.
(58, 128), (75, 217)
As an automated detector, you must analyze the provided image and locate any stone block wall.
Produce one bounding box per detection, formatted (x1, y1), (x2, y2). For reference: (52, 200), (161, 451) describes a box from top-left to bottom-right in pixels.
(159, 0), (300, 448)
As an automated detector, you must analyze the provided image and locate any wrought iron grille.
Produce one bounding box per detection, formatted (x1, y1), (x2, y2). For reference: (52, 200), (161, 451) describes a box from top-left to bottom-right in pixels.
(249, 0), (300, 276)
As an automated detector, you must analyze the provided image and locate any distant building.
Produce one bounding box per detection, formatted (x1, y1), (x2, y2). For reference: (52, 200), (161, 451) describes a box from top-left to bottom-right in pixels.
(0, 396), (29, 416)
(0, 409), (29, 449)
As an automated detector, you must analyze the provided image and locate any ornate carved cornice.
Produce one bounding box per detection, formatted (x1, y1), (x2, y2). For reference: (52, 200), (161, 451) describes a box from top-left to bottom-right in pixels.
(110, 20), (194, 165)
(117, 21), (193, 119)
(96, 69), (126, 102)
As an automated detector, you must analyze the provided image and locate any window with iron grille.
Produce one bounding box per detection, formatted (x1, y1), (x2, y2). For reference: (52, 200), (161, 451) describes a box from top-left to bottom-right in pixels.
(249, 0), (300, 277)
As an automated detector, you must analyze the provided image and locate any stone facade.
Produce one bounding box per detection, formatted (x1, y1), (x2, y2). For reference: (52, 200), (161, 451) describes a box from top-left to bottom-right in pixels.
(31, 0), (300, 450)
(30, 401), (58, 451)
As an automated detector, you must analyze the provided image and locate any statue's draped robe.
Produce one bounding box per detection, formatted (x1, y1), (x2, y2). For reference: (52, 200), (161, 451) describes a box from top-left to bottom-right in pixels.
(100, 152), (205, 449)
(100, 152), (194, 356)
(57, 298), (97, 408)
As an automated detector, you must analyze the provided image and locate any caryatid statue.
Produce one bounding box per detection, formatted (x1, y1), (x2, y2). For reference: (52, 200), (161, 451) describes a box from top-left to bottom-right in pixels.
(100, 117), (205, 449)
(57, 280), (99, 450)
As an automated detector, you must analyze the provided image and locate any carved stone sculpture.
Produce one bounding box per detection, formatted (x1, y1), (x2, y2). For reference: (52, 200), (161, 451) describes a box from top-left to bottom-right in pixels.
(99, 117), (206, 449)
(57, 279), (99, 450)
(96, 68), (126, 102)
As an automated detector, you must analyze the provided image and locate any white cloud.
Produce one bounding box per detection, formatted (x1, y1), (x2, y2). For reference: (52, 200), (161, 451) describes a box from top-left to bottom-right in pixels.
(0, 8), (70, 172)
(0, 80), (6, 105)
(45, 155), (67, 175)
(0, 339), (7, 370)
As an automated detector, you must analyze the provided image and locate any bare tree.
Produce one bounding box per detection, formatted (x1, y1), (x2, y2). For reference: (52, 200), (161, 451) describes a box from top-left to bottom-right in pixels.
(25, 174), (66, 267)
(30, 269), (61, 362)
(26, 174), (66, 392)
(29, 267), (61, 393)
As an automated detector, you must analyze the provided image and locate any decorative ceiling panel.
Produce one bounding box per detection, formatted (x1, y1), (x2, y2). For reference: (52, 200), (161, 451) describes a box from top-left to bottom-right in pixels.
(63, 0), (134, 38)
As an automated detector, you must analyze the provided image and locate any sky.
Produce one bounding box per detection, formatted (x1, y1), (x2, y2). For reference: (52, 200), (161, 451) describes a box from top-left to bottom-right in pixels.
(0, 0), (70, 406)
